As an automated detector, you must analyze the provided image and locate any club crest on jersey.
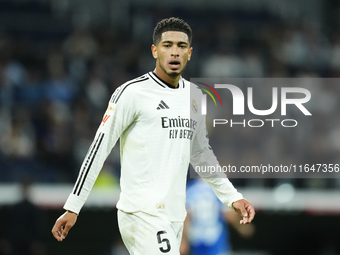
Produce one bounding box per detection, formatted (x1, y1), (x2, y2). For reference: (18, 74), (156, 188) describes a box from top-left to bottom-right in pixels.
(191, 99), (198, 114)
(107, 106), (115, 111)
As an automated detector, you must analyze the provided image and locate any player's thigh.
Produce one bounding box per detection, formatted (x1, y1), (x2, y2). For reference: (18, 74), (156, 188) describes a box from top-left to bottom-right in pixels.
(118, 210), (182, 255)
(117, 210), (140, 253)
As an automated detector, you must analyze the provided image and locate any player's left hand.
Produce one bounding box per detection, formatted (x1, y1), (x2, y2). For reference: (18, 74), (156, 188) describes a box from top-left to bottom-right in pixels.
(232, 199), (255, 225)
(51, 211), (77, 241)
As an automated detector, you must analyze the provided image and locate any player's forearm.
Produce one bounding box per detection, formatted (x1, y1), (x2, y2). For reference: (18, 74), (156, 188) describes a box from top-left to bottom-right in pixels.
(63, 129), (112, 214)
(201, 176), (243, 208)
(191, 148), (243, 208)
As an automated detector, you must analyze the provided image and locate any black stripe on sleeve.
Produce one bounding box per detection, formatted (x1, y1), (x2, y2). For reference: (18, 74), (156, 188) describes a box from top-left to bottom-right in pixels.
(75, 133), (104, 196)
(114, 77), (149, 104)
(111, 75), (147, 103)
(110, 86), (122, 103)
(76, 132), (105, 196)
(73, 134), (102, 195)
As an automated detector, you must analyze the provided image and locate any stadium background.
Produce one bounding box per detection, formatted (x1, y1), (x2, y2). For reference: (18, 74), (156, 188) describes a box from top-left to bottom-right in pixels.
(0, 0), (340, 254)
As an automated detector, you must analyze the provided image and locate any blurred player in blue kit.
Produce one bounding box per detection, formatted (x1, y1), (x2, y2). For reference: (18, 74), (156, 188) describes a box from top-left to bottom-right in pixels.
(180, 179), (255, 255)
(52, 17), (255, 255)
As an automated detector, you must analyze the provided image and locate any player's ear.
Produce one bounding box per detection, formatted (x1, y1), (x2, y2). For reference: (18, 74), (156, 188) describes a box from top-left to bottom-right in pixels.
(151, 44), (158, 59)
(188, 47), (193, 61)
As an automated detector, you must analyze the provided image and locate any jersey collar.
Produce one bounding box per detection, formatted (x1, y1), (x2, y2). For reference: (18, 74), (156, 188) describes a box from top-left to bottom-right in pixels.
(149, 72), (185, 89)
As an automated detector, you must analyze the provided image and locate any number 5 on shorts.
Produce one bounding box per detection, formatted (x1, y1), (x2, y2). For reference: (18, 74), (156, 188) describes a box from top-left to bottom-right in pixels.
(157, 231), (171, 253)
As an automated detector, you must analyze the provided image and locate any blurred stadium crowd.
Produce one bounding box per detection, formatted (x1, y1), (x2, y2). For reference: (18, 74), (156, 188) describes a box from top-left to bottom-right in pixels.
(0, 0), (340, 189)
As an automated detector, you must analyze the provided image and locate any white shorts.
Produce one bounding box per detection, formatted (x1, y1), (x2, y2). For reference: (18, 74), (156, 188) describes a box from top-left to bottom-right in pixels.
(117, 210), (183, 255)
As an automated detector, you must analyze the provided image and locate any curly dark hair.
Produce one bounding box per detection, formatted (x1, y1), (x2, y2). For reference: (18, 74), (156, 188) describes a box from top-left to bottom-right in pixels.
(153, 17), (192, 46)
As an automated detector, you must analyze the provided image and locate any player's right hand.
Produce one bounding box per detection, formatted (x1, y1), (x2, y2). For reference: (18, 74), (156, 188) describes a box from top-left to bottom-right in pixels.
(51, 210), (77, 241)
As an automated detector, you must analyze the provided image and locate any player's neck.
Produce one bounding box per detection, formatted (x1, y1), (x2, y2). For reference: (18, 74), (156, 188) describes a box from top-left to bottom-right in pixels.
(154, 67), (180, 88)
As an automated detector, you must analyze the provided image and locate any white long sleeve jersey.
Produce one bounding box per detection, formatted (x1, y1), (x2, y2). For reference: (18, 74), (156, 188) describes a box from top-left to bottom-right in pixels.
(64, 72), (243, 222)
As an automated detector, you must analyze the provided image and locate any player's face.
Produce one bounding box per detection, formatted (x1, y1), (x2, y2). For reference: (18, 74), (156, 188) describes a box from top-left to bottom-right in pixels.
(152, 31), (193, 78)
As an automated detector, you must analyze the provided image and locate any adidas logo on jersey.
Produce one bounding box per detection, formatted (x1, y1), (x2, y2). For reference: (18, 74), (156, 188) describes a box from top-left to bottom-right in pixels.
(157, 100), (169, 110)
